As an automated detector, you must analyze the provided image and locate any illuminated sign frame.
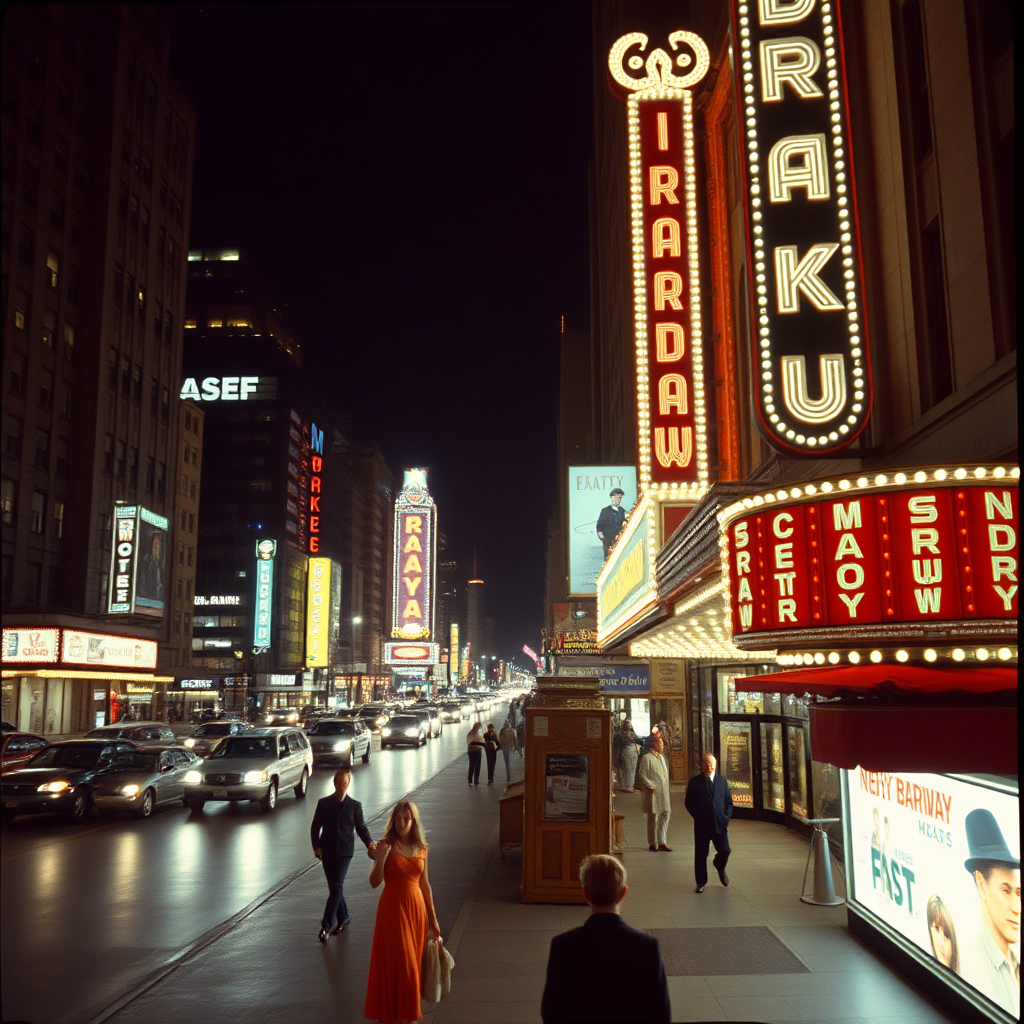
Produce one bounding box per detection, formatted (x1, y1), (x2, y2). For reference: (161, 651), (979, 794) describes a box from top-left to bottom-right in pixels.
(384, 642), (439, 665)
(608, 32), (710, 500)
(449, 623), (460, 682)
(391, 470), (436, 641)
(718, 465), (1019, 653)
(253, 539), (277, 652)
(567, 466), (638, 596)
(62, 630), (158, 669)
(2, 628), (61, 663)
(305, 557), (331, 667)
(597, 496), (659, 643)
(730, 0), (872, 454)
(107, 505), (168, 617)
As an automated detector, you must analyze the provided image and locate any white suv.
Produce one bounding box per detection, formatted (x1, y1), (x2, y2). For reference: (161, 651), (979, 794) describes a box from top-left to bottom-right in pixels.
(183, 727), (312, 813)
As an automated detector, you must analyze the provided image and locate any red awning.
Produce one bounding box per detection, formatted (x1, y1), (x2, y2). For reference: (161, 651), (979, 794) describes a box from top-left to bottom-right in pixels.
(732, 664), (1017, 698)
(809, 703), (1018, 773)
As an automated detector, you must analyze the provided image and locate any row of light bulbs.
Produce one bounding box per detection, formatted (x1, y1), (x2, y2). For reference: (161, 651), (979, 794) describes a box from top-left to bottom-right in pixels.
(776, 647), (1017, 667)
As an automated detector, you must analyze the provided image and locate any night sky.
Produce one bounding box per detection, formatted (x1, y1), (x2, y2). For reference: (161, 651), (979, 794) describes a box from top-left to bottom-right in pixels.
(161, 3), (595, 660)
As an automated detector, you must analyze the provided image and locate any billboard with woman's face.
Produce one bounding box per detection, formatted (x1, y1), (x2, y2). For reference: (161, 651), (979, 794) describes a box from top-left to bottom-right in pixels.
(108, 506), (168, 617)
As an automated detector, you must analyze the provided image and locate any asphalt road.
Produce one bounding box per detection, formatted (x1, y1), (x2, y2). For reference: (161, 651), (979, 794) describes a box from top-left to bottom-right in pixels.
(1, 711), (500, 1024)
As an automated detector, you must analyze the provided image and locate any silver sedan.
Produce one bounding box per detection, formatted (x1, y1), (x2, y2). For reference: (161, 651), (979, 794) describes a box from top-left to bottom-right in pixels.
(91, 746), (198, 818)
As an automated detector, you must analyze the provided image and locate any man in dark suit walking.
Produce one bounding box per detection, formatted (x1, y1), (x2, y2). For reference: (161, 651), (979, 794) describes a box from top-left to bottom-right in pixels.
(310, 766), (376, 942)
(541, 854), (670, 1023)
(684, 752), (734, 893)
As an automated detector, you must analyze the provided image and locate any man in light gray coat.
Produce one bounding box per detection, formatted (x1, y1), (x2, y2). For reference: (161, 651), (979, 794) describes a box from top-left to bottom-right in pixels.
(638, 734), (672, 851)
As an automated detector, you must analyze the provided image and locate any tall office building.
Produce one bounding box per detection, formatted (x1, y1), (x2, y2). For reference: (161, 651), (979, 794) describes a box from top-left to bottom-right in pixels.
(2, 5), (196, 730)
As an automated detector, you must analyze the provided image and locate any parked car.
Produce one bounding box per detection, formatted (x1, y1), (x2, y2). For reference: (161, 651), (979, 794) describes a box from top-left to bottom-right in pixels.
(380, 714), (428, 748)
(85, 723), (177, 746)
(264, 708), (300, 726)
(182, 720), (253, 757)
(182, 727), (312, 813)
(0, 739), (140, 823)
(438, 701), (463, 724)
(357, 705), (390, 733)
(91, 745), (198, 817)
(1, 733), (49, 773)
(307, 718), (372, 767)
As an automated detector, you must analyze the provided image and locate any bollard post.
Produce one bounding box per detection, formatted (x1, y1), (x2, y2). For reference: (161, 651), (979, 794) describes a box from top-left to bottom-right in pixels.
(800, 818), (845, 906)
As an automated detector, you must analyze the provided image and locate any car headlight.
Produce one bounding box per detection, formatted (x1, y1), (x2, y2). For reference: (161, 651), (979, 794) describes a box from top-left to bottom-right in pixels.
(183, 770), (202, 785)
(404, 727), (420, 737)
(37, 780), (70, 793)
(243, 770), (269, 784)
(288, 713), (298, 723)
(265, 715), (274, 723)
(121, 784), (141, 797)
(184, 738), (196, 747)
(375, 716), (386, 725)
(381, 728), (392, 737)
(333, 740), (352, 752)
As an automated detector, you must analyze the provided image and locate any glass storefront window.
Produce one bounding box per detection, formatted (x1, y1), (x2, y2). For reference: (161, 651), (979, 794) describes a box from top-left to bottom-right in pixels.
(719, 721), (754, 808)
(787, 724), (808, 819)
(763, 691), (781, 715)
(783, 693), (810, 720)
(812, 758), (843, 855)
(760, 721), (785, 812)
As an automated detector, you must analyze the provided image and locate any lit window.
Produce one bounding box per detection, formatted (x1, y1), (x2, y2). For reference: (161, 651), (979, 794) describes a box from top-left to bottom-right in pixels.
(184, 319), (197, 329)
(31, 491), (45, 534)
(206, 320), (223, 328)
(46, 250), (59, 287)
(53, 500), (64, 539)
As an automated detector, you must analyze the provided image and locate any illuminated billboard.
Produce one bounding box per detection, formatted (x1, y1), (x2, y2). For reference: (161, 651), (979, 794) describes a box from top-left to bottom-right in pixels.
(107, 505), (168, 617)
(729, 0), (872, 454)
(391, 470), (436, 641)
(449, 623), (460, 683)
(305, 557), (332, 667)
(253, 539), (276, 652)
(843, 770), (1019, 1019)
(568, 466), (638, 596)
(608, 32), (710, 499)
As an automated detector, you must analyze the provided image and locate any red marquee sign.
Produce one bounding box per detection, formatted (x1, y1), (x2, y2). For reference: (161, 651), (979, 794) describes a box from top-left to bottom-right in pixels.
(722, 473), (1018, 646)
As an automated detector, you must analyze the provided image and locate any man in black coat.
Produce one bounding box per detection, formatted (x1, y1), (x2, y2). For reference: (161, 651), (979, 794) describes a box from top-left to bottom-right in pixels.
(595, 487), (627, 560)
(541, 854), (670, 1023)
(683, 752), (734, 893)
(310, 767), (376, 942)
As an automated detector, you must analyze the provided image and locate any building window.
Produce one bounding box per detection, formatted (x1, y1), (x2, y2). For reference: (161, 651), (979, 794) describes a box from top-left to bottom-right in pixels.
(34, 429), (50, 471)
(30, 491), (45, 534)
(183, 442), (190, 465)
(41, 308), (56, 348)
(46, 250), (59, 288)
(59, 385), (71, 419)
(1, 479), (15, 526)
(150, 377), (160, 417)
(121, 358), (131, 396)
(53, 500), (64, 539)
(49, 191), (65, 231)
(156, 461), (165, 501)
(128, 447), (138, 487)
(146, 457), (155, 493)
(109, 348), (118, 389)
(104, 434), (114, 473)
(56, 437), (67, 476)
(115, 439), (125, 478)
(39, 368), (53, 409)
(187, 546), (193, 567)
(178, 542), (184, 566)
(9, 351), (26, 395)
(18, 224), (34, 267)
(13, 287), (29, 332)
(132, 365), (142, 403)
(22, 163), (39, 205)
(180, 508), (187, 530)
(5, 417), (22, 459)
(113, 264), (123, 306)
(160, 386), (169, 423)
(63, 323), (74, 359)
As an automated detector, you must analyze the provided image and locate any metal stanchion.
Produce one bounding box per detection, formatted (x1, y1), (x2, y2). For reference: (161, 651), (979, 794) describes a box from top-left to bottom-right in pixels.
(800, 817), (846, 906)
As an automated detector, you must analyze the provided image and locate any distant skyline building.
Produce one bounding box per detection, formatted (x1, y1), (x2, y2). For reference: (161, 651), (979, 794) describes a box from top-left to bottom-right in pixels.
(2, 5), (197, 730)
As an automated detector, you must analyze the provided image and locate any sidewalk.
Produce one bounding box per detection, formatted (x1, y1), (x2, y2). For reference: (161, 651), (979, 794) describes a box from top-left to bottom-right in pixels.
(98, 763), (961, 1024)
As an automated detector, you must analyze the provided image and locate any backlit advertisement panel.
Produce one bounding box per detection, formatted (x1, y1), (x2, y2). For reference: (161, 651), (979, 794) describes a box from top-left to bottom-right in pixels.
(2, 628), (61, 663)
(253, 539), (276, 652)
(107, 505), (168, 617)
(62, 631), (158, 669)
(305, 557), (331, 667)
(449, 624), (460, 682)
(568, 466), (638, 596)
(843, 770), (1019, 1019)
(391, 470), (436, 641)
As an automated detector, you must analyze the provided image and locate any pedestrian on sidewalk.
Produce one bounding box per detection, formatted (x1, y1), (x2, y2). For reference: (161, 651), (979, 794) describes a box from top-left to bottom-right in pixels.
(617, 718), (642, 792)
(365, 801), (441, 1024)
(683, 752), (734, 892)
(483, 723), (500, 785)
(515, 715), (525, 757)
(310, 767), (376, 943)
(499, 719), (516, 783)
(638, 734), (672, 851)
(540, 854), (670, 1023)
(466, 722), (485, 786)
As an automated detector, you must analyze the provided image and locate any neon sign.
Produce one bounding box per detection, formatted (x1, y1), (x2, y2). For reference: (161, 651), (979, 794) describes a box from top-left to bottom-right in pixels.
(308, 422), (324, 554)
(253, 539), (276, 653)
(730, 0), (872, 453)
(391, 470), (436, 641)
(608, 31), (710, 499)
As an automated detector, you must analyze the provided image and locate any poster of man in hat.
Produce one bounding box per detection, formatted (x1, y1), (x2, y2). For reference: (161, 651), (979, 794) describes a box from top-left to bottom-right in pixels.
(958, 808), (1020, 1017)
(567, 467), (637, 596)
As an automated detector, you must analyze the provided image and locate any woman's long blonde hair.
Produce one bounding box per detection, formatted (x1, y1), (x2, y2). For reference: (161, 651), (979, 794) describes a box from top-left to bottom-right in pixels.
(383, 800), (428, 851)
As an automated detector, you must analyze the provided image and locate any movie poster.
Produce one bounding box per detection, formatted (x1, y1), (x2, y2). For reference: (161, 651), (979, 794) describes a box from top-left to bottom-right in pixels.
(844, 770), (1019, 1018)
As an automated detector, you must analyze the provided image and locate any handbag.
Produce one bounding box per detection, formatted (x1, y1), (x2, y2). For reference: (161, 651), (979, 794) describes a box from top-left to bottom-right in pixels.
(421, 935), (455, 1002)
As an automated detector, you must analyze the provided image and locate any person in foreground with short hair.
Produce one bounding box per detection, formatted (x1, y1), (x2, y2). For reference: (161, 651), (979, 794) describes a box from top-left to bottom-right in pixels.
(540, 854), (670, 1023)
(310, 767), (376, 943)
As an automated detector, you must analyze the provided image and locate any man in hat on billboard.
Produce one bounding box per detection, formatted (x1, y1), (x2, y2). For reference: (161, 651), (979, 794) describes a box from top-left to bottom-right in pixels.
(596, 488), (627, 561)
(959, 808), (1020, 1016)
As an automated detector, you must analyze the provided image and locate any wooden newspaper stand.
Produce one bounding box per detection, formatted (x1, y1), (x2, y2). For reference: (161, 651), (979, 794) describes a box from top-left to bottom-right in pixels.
(522, 678), (612, 903)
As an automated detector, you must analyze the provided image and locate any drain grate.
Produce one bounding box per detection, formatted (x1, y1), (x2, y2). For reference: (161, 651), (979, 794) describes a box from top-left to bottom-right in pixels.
(646, 926), (809, 976)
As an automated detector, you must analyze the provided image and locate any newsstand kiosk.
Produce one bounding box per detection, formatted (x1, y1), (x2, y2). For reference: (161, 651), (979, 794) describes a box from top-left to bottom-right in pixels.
(522, 678), (612, 904)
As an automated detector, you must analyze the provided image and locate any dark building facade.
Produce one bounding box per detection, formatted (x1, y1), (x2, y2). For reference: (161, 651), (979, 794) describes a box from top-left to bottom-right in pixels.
(2, 5), (196, 730)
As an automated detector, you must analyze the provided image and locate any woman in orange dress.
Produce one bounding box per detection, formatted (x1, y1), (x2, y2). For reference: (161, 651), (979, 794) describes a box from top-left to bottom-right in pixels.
(364, 801), (441, 1024)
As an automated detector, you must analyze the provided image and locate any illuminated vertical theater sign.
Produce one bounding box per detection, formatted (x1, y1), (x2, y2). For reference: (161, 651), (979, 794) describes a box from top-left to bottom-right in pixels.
(253, 539), (276, 653)
(730, 0), (872, 453)
(305, 557), (332, 667)
(608, 32), (711, 499)
(391, 470), (436, 642)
